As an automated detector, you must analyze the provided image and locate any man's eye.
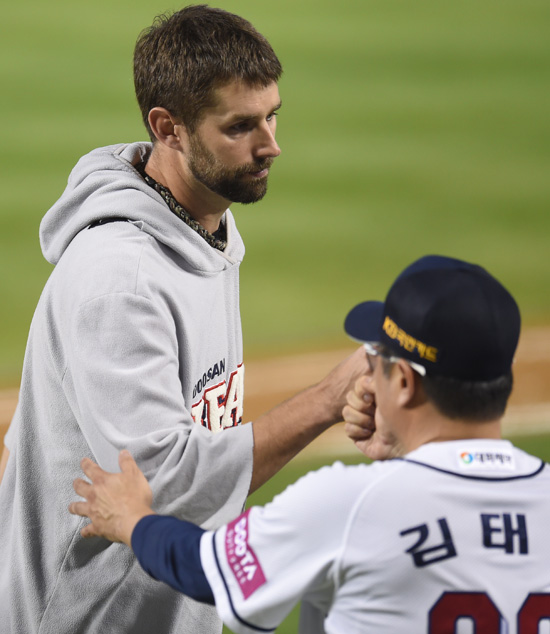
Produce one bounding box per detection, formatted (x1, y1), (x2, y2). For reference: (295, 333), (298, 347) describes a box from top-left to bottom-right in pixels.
(230, 122), (251, 133)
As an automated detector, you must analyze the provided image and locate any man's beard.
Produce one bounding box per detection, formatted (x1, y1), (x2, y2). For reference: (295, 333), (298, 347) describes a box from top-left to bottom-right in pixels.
(187, 133), (274, 204)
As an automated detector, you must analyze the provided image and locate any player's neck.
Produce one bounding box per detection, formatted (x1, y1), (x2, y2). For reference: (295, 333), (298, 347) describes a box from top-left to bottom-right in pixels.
(403, 409), (502, 454)
(145, 146), (228, 234)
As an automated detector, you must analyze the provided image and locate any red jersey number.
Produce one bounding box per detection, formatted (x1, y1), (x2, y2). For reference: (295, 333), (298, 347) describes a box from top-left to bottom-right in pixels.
(429, 592), (550, 632)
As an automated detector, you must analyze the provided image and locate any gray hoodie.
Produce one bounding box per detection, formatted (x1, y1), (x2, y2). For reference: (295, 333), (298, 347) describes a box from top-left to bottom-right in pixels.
(0, 143), (254, 633)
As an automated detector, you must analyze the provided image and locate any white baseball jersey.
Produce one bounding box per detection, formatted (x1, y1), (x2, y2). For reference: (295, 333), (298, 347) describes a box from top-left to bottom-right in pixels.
(200, 439), (550, 633)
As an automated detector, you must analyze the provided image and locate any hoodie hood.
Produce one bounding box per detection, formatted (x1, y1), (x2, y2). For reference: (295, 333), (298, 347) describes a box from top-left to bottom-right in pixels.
(40, 143), (245, 273)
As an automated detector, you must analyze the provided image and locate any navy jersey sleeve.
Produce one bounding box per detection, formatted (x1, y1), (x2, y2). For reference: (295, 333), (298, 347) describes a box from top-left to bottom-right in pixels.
(131, 515), (215, 604)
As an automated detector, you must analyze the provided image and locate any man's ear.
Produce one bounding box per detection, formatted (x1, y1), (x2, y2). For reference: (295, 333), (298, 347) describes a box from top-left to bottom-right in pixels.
(147, 107), (188, 150)
(394, 360), (419, 408)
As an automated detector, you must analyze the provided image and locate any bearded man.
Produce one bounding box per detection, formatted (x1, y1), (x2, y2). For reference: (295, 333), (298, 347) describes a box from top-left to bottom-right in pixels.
(0, 6), (365, 634)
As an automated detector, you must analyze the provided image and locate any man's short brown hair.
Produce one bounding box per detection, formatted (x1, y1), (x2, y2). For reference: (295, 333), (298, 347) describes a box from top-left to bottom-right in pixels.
(134, 4), (283, 141)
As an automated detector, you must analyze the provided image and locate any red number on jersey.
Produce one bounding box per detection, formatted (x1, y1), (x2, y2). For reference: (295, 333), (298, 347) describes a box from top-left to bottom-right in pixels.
(429, 592), (550, 632)
(429, 592), (500, 632)
(518, 594), (550, 633)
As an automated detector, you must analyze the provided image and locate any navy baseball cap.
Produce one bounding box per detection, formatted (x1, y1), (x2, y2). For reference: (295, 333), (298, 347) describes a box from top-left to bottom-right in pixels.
(344, 255), (521, 381)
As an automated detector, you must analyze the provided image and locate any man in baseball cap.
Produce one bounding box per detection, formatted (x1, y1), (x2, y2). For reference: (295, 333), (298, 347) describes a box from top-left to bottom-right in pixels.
(343, 253), (521, 459)
(69, 255), (550, 631)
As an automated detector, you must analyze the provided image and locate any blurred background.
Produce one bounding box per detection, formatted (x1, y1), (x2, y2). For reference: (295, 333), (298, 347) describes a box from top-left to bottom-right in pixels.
(1, 2), (549, 631)
(1, 0), (549, 386)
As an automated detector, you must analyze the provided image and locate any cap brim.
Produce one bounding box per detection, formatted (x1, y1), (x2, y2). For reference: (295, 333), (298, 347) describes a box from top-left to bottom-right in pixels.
(344, 301), (384, 344)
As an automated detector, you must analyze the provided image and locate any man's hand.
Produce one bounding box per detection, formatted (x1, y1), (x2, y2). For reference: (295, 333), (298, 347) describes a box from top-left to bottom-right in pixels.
(343, 374), (403, 461)
(343, 374), (377, 455)
(317, 346), (370, 425)
(69, 450), (155, 547)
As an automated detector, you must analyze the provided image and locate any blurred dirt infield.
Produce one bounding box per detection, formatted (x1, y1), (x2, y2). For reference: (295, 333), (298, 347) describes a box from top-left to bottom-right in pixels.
(2, 326), (550, 458)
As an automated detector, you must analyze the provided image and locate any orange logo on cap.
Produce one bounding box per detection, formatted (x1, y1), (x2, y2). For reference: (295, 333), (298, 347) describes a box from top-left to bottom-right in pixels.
(382, 316), (438, 362)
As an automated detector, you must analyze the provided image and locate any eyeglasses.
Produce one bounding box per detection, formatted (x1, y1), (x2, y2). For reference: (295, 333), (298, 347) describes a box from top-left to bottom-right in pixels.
(363, 342), (426, 376)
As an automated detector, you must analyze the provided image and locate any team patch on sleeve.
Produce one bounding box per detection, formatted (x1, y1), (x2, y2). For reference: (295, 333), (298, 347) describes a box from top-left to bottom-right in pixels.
(224, 509), (266, 599)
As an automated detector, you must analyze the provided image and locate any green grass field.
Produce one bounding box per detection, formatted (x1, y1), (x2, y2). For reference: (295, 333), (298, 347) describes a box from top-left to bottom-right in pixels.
(1, 0), (549, 383)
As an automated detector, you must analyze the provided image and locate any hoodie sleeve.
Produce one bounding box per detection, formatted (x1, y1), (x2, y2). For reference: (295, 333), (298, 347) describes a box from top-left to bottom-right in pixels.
(65, 289), (253, 530)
